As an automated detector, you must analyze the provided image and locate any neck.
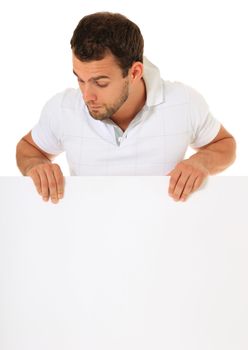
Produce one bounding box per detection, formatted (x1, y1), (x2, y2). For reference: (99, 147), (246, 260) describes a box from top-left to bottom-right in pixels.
(110, 78), (146, 131)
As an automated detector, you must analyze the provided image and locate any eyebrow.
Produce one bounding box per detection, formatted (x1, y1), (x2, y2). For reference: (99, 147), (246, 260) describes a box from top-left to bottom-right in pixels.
(73, 70), (110, 82)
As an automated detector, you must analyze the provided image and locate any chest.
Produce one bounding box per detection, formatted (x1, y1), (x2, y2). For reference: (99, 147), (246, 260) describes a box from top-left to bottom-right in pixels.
(61, 105), (191, 175)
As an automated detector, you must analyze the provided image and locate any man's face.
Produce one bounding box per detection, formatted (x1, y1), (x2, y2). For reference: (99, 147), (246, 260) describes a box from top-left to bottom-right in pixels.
(72, 53), (130, 121)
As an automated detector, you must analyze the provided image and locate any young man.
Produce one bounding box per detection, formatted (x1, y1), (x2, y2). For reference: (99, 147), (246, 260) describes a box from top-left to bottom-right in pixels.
(16, 12), (236, 204)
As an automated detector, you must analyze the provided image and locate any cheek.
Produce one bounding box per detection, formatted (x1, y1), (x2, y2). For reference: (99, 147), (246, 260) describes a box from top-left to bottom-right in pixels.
(98, 89), (117, 104)
(105, 85), (123, 100)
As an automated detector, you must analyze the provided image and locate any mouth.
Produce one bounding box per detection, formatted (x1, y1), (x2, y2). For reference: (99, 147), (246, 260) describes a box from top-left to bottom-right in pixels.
(90, 108), (102, 114)
(88, 104), (102, 108)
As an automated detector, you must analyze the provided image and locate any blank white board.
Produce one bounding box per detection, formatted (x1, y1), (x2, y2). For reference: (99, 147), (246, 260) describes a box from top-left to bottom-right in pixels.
(0, 176), (248, 350)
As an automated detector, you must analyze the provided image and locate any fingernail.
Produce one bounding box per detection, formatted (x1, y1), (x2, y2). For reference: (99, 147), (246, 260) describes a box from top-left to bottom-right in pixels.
(51, 198), (58, 204)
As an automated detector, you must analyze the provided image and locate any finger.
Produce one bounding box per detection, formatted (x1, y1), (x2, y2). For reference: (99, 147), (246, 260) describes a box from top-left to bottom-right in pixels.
(168, 169), (182, 196)
(181, 174), (207, 201)
(172, 173), (191, 201)
(37, 167), (50, 201)
(43, 167), (58, 203)
(192, 175), (205, 191)
(52, 164), (64, 199)
(180, 174), (198, 201)
(29, 169), (42, 196)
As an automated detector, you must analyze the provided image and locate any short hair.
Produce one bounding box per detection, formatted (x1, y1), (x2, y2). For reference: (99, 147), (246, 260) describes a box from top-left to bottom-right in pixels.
(70, 12), (144, 77)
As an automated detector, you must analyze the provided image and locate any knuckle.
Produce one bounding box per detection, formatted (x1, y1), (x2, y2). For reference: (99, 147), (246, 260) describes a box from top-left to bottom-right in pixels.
(27, 167), (37, 176)
(43, 163), (52, 172)
(37, 164), (49, 175)
(30, 173), (38, 183)
(49, 180), (56, 189)
(52, 163), (60, 170)
(26, 169), (33, 176)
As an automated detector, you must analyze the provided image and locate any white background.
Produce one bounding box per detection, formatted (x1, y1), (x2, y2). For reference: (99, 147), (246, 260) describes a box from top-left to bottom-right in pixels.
(0, 0), (247, 175)
(1, 176), (248, 349)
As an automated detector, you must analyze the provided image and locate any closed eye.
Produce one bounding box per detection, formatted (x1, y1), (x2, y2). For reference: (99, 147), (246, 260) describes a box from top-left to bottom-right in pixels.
(77, 78), (109, 88)
(95, 82), (109, 88)
(73, 70), (110, 88)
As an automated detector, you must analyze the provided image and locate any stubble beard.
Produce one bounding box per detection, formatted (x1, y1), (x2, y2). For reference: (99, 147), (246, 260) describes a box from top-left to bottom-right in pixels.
(87, 80), (129, 121)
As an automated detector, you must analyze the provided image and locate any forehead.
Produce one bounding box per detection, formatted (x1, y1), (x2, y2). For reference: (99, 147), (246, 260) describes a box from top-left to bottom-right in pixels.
(72, 53), (122, 78)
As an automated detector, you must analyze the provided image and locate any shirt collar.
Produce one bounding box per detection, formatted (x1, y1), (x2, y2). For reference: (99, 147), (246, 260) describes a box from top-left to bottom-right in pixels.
(143, 56), (164, 107)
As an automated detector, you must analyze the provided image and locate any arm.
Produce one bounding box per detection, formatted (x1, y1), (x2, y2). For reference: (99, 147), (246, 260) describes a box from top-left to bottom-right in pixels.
(16, 131), (65, 204)
(167, 125), (236, 201)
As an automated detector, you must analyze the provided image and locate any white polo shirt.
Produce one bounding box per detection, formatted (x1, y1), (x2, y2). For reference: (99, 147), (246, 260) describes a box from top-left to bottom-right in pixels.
(31, 57), (221, 175)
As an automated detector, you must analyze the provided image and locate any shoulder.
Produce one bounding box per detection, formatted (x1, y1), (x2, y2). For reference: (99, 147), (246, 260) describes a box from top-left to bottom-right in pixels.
(162, 81), (208, 108)
(42, 88), (83, 112)
(143, 57), (207, 108)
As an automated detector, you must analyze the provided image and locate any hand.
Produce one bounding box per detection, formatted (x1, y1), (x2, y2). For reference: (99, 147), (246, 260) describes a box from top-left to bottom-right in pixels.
(167, 159), (209, 202)
(26, 163), (65, 204)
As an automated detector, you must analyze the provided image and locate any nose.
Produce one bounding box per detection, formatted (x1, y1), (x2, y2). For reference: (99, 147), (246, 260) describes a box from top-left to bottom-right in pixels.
(82, 85), (97, 103)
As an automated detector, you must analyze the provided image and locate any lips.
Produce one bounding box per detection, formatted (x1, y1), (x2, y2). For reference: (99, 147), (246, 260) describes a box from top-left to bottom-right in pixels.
(87, 103), (101, 107)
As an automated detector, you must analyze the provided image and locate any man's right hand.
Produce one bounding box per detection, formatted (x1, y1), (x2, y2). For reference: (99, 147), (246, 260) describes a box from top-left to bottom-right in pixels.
(26, 163), (65, 204)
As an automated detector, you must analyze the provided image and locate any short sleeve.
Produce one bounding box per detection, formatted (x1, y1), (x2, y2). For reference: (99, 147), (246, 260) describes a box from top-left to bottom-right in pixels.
(188, 86), (221, 149)
(31, 93), (64, 155)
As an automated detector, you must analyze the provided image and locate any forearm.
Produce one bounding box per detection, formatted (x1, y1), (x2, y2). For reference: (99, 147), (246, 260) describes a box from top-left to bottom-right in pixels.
(189, 137), (236, 175)
(16, 139), (51, 175)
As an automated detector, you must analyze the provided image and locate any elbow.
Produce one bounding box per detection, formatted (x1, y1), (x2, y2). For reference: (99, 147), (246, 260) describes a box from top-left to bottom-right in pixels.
(228, 136), (237, 166)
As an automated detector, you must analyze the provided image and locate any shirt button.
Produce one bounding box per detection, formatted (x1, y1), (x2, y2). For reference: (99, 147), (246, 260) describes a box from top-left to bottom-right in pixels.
(118, 136), (122, 143)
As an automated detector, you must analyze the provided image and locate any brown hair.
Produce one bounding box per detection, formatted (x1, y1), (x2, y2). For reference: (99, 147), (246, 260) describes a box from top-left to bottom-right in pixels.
(70, 12), (144, 77)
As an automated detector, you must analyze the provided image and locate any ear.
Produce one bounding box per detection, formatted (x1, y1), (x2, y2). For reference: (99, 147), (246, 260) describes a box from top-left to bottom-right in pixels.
(130, 62), (143, 82)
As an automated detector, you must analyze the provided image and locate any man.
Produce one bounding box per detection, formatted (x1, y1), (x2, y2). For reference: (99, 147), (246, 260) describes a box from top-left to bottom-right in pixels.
(16, 12), (236, 204)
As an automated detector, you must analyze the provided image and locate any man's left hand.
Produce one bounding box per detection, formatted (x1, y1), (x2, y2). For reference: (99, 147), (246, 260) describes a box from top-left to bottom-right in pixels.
(167, 159), (209, 202)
